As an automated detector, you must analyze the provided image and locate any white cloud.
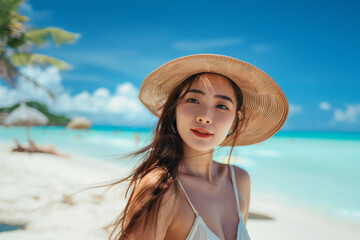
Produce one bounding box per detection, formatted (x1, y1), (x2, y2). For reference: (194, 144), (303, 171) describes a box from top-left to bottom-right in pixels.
(94, 88), (110, 98)
(0, 66), (156, 127)
(115, 82), (138, 97)
(20, 66), (64, 95)
(173, 38), (243, 51)
(0, 86), (18, 107)
(333, 104), (360, 123)
(289, 103), (303, 115)
(319, 101), (331, 111)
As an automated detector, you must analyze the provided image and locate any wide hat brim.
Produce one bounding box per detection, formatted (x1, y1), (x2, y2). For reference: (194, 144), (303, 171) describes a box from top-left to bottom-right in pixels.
(139, 54), (289, 146)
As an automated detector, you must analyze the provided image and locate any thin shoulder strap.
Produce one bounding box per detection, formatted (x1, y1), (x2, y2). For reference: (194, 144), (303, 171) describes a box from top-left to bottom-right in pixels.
(229, 165), (241, 216)
(177, 178), (199, 216)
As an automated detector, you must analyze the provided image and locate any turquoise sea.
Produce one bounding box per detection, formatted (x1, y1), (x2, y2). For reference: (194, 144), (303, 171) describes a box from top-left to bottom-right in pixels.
(1, 126), (359, 225)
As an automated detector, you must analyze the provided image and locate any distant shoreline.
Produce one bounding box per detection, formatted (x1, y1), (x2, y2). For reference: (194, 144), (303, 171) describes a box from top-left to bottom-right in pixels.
(2, 125), (360, 136)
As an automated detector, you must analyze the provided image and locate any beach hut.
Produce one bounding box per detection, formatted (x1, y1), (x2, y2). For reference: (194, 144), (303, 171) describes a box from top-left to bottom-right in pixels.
(4, 102), (48, 140)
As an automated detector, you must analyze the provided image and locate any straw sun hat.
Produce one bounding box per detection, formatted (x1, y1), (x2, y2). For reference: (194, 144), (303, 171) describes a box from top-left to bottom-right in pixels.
(139, 54), (289, 146)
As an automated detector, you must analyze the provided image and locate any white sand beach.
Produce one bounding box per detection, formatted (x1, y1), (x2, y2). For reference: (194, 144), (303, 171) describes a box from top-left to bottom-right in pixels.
(0, 142), (359, 240)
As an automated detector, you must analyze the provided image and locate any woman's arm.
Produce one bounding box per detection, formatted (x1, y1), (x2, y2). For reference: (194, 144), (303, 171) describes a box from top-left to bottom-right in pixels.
(233, 166), (251, 225)
(124, 169), (178, 240)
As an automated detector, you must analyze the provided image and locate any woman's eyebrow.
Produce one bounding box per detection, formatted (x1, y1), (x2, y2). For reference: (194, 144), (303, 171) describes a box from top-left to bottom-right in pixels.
(186, 89), (233, 104)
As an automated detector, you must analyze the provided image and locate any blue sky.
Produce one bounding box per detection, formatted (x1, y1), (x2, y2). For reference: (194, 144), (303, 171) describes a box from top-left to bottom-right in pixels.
(1, 0), (360, 131)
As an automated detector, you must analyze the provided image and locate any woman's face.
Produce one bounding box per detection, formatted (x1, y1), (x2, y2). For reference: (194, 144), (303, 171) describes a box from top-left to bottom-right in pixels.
(176, 73), (240, 152)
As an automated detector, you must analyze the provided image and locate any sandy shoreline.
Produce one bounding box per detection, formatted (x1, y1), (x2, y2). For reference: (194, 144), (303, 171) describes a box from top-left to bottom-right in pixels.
(0, 143), (359, 240)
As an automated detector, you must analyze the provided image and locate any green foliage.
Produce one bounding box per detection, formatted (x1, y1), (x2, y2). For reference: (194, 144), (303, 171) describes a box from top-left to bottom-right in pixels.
(0, 56), (19, 86)
(0, 0), (28, 48)
(11, 53), (71, 70)
(0, 101), (71, 126)
(0, 0), (79, 99)
(5, 33), (26, 48)
(26, 28), (79, 47)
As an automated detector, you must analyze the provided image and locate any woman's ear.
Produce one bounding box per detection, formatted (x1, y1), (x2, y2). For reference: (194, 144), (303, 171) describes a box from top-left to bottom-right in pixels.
(236, 110), (241, 120)
(230, 111), (241, 132)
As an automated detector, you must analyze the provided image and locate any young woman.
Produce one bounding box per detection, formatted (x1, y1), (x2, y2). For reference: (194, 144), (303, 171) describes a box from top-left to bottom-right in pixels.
(108, 54), (289, 240)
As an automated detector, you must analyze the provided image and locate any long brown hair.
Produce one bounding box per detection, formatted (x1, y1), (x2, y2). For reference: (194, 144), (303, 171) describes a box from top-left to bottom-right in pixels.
(106, 73), (247, 239)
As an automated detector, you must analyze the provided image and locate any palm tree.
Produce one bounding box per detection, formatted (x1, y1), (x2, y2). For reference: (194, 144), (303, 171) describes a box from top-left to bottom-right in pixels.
(0, 0), (79, 99)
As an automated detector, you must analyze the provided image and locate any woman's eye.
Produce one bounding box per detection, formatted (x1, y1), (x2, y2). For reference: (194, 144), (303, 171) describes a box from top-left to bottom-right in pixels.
(186, 98), (199, 103)
(217, 105), (229, 110)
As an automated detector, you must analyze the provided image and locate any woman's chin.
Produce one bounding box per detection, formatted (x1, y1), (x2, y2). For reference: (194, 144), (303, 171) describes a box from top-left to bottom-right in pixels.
(182, 140), (217, 153)
(179, 131), (228, 153)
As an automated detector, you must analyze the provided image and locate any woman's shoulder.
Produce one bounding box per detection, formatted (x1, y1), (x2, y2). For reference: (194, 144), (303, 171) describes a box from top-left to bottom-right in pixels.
(216, 162), (251, 192)
(216, 162), (250, 182)
(136, 167), (178, 205)
(230, 164), (251, 192)
(129, 168), (178, 238)
(230, 164), (250, 181)
(136, 167), (170, 187)
(226, 164), (251, 223)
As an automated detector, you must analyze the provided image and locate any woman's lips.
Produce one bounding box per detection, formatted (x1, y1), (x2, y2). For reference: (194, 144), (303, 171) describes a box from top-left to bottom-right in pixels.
(191, 128), (213, 138)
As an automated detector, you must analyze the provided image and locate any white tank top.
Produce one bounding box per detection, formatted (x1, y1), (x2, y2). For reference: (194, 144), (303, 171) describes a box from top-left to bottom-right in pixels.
(177, 165), (251, 240)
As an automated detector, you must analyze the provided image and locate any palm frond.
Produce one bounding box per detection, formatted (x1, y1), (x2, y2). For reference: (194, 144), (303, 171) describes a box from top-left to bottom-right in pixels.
(0, 0), (24, 29)
(0, 54), (56, 100)
(11, 53), (71, 70)
(25, 27), (80, 47)
(0, 56), (19, 87)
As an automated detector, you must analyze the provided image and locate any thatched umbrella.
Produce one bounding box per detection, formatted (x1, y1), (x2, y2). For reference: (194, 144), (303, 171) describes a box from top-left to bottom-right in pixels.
(66, 116), (92, 129)
(66, 116), (92, 138)
(4, 102), (48, 141)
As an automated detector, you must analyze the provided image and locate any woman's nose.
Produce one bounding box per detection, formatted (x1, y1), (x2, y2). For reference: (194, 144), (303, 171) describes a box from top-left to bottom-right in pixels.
(196, 113), (212, 124)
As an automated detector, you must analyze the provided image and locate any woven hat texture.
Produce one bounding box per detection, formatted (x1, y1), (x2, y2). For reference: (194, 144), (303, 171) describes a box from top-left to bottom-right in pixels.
(139, 54), (289, 146)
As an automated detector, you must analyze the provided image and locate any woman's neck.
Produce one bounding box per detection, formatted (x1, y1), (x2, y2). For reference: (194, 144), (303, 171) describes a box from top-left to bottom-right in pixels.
(180, 143), (216, 182)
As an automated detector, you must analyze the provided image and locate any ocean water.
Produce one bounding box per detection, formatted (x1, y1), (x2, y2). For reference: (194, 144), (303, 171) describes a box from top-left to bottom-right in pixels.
(1, 126), (359, 224)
